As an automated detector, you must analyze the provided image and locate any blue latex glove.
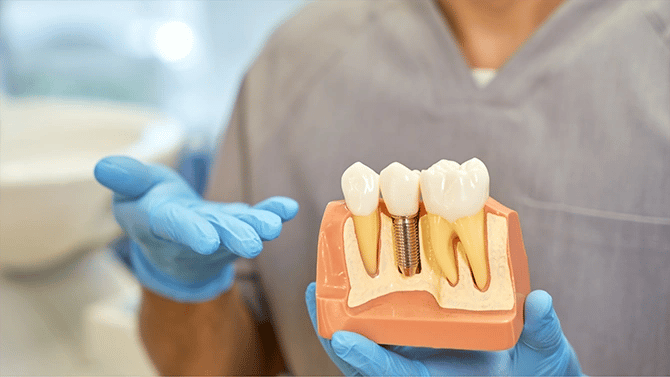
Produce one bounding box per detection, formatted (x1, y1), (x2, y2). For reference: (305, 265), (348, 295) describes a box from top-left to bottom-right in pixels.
(306, 283), (583, 376)
(94, 156), (298, 302)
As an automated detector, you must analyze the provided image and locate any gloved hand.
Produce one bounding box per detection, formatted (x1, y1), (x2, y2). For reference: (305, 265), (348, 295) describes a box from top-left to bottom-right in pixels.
(305, 283), (583, 376)
(94, 156), (298, 302)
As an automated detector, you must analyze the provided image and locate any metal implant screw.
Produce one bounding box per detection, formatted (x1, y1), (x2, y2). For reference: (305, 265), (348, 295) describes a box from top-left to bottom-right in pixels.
(391, 213), (421, 277)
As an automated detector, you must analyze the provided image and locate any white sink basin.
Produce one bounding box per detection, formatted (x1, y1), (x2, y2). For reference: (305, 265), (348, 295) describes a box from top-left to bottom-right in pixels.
(0, 96), (185, 271)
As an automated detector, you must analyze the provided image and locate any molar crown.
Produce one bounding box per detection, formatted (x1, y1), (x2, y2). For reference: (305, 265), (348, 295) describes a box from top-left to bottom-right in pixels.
(423, 158), (489, 222)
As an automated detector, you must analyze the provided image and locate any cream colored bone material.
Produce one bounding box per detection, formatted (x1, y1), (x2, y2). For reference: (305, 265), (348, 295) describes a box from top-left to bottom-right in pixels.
(345, 211), (514, 310)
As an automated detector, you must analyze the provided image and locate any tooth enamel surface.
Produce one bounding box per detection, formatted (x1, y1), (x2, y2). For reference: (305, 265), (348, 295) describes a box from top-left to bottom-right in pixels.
(342, 162), (380, 216)
(379, 162), (420, 217)
(429, 158), (489, 222)
(342, 162), (380, 275)
(420, 158), (490, 289)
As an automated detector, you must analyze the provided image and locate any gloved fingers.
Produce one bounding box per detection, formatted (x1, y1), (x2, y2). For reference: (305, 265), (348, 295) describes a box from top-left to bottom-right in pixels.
(517, 290), (583, 376)
(305, 282), (360, 376)
(202, 211), (263, 258)
(149, 202), (221, 255)
(95, 156), (161, 198)
(305, 283), (326, 341)
(519, 290), (564, 352)
(330, 331), (429, 376)
(253, 196), (299, 222)
(211, 204), (283, 241)
(385, 345), (444, 359)
(423, 349), (511, 376)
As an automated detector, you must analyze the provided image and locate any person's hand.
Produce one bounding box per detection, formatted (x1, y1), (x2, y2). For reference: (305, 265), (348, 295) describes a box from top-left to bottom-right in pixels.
(305, 283), (583, 376)
(94, 156), (298, 302)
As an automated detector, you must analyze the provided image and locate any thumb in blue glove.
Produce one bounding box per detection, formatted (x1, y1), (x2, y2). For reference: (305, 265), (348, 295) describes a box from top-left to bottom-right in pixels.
(94, 156), (299, 302)
(306, 282), (583, 376)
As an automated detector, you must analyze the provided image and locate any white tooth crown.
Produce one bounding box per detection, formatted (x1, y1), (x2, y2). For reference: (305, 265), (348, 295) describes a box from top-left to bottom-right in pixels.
(379, 162), (420, 216)
(341, 162), (380, 216)
(421, 158), (489, 222)
(420, 159), (459, 216)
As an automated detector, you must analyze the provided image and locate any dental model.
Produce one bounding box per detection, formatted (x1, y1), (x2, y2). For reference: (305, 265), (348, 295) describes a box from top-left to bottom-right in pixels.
(420, 158), (490, 289)
(341, 162), (380, 276)
(315, 158), (531, 351)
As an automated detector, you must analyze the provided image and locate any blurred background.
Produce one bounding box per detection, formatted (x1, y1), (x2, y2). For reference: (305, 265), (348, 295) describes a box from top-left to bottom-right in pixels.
(0, 0), (304, 374)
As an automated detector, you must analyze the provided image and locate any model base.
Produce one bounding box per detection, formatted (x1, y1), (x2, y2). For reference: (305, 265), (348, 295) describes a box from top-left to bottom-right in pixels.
(315, 198), (531, 350)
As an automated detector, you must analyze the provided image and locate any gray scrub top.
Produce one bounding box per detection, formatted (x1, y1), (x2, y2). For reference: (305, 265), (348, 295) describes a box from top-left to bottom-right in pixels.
(206, 1), (670, 375)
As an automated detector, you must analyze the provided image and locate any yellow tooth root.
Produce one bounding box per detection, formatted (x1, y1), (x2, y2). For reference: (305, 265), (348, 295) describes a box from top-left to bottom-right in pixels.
(352, 210), (380, 276)
(452, 209), (489, 290)
(425, 213), (458, 285)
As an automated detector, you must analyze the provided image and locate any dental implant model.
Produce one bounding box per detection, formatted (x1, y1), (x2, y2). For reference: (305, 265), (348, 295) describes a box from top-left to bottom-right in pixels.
(379, 162), (421, 277)
(341, 162), (380, 276)
(315, 157), (531, 351)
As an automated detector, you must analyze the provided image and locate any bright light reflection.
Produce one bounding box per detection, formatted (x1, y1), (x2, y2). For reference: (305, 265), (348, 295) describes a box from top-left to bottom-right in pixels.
(153, 21), (194, 62)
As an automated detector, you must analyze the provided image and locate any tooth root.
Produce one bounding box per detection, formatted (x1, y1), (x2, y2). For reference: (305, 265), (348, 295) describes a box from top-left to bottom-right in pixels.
(352, 210), (380, 276)
(425, 213), (458, 285)
(452, 209), (488, 290)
